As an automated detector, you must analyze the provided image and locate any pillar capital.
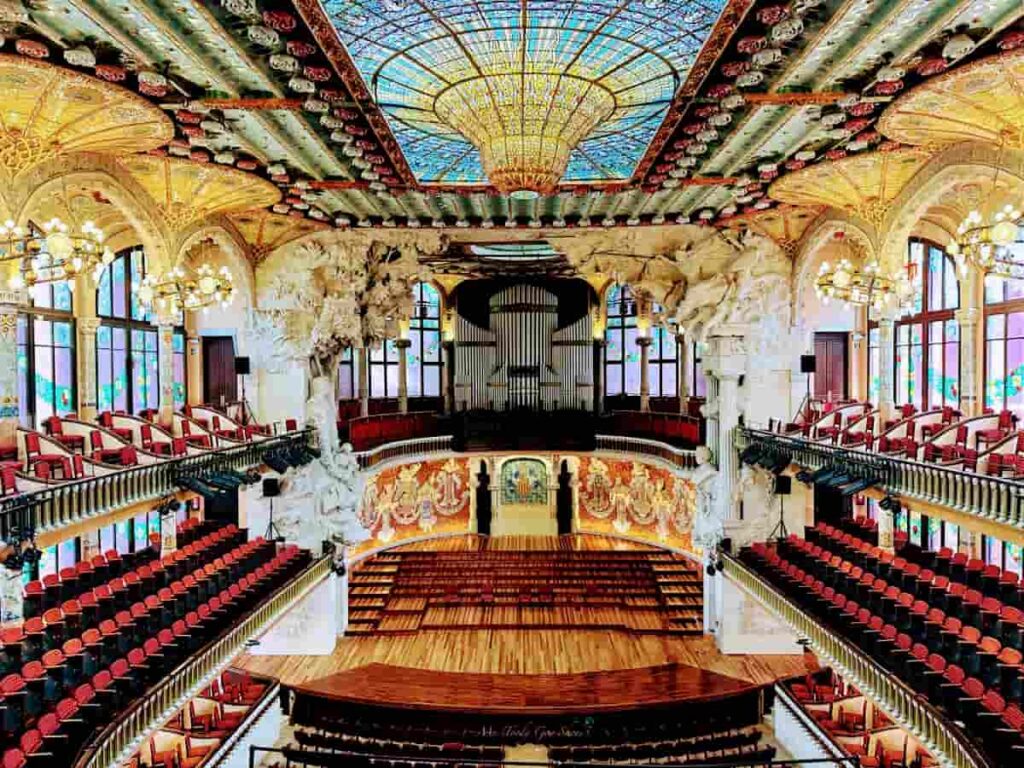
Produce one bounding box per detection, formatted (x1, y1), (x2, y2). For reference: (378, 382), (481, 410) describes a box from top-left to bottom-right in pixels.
(79, 317), (102, 335)
(0, 289), (27, 310)
(394, 338), (412, 350)
(954, 306), (981, 327)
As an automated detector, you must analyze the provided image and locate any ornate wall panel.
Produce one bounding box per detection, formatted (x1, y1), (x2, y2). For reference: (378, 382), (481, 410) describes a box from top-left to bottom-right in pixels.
(576, 456), (696, 553)
(355, 457), (472, 554)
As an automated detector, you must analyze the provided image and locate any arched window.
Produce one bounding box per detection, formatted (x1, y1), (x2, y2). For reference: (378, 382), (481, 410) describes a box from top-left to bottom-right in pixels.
(892, 239), (960, 408)
(604, 284), (678, 400)
(95, 249), (186, 414)
(16, 238), (75, 427)
(605, 284), (640, 397)
(362, 282), (443, 401)
(407, 282), (442, 398)
(983, 266), (1024, 417)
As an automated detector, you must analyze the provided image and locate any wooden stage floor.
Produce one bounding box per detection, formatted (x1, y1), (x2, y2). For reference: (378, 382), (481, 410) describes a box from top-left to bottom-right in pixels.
(237, 536), (808, 692)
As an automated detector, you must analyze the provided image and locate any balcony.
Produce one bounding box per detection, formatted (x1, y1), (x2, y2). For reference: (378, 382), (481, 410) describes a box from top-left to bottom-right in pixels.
(0, 429), (314, 541)
(737, 428), (1024, 531)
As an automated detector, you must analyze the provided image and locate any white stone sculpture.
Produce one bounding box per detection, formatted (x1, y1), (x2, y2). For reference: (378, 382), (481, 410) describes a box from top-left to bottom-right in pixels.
(691, 445), (724, 560)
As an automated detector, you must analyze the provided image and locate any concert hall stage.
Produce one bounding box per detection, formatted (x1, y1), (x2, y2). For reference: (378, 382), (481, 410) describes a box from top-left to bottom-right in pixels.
(288, 662), (761, 716)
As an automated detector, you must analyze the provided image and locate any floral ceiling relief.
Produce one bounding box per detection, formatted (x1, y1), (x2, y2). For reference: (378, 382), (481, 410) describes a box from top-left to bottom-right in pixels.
(355, 457), (471, 555)
(577, 457), (696, 553)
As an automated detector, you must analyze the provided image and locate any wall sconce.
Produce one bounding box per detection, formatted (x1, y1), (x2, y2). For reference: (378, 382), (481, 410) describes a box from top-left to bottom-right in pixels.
(442, 309), (455, 342)
(398, 317), (411, 341)
(591, 307), (605, 340)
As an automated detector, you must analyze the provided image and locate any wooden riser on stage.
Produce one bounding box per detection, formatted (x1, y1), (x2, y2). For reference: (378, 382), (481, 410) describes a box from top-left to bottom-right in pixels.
(348, 543), (704, 636)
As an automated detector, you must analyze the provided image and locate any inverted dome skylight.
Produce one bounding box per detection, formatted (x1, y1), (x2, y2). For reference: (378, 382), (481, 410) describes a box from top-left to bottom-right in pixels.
(324, 0), (725, 187)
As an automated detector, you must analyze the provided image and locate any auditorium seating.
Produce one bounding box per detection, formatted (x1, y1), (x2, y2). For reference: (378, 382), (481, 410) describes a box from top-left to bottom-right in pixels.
(783, 669), (936, 768)
(0, 521), (311, 767)
(741, 523), (1024, 766)
(349, 548), (702, 635)
(601, 411), (701, 448)
(348, 413), (441, 451)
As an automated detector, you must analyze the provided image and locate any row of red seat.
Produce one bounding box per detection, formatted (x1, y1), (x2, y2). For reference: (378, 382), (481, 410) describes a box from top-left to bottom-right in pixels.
(1, 532), (306, 767)
(603, 411), (700, 447)
(349, 413), (439, 451)
(743, 537), (1022, 766)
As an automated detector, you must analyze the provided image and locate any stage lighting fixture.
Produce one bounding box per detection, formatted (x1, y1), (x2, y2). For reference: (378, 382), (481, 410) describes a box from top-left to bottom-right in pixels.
(795, 470), (814, 485)
(839, 477), (880, 496)
(740, 445), (762, 465)
(810, 466), (836, 483)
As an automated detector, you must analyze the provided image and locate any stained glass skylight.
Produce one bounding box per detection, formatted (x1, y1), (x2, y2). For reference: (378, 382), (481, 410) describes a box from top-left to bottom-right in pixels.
(323, 0), (726, 186)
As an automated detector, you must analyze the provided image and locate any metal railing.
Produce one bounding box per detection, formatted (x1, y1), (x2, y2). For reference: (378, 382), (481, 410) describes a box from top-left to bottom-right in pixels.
(722, 553), (990, 768)
(354, 435), (454, 469)
(73, 554), (332, 768)
(737, 428), (1024, 530)
(1, 430), (314, 540)
(596, 434), (698, 470)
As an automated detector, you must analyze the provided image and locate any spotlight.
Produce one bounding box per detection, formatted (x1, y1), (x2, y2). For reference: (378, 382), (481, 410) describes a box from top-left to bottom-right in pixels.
(879, 494), (896, 511)
(740, 445), (762, 465)
(796, 470), (814, 485)
(706, 563), (717, 576)
(715, 559), (725, 573)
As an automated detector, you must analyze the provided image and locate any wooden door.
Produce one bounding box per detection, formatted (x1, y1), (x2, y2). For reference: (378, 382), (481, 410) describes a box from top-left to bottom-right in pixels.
(813, 332), (848, 401)
(202, 336), (237, 405)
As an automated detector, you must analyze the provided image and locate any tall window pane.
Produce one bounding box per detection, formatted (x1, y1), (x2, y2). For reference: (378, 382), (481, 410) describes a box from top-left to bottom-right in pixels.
(408, 282), (442, 398)
(605, 284), (640, 397)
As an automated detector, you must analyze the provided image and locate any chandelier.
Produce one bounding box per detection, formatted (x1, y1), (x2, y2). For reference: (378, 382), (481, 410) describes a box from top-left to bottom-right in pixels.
(815, 233), (914, 313)
(0, 217), (113, 289)
(948, 203), (1024, 280)
(435, 72), (615, 197)
(135, 263), (235, 315)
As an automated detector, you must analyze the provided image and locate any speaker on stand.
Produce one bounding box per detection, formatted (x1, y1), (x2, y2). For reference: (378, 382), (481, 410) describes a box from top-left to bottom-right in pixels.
(262, 477), (284, 542)
(799, 354), (816, 420)
(768, 473), (791, 541)
(235, 356), (252, 426)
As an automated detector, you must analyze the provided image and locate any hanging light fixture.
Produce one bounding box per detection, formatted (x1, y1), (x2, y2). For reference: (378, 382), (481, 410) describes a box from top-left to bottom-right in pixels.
(948, 203), (1024, 280)
(0, 217), (113, 289)
(134, 259), (235, 316)
(815, 231), (914, 313)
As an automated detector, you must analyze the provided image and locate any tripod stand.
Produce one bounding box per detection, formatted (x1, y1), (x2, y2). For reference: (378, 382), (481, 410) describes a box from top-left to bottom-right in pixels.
(264, 496), (284, 541)
(237, 373), (255, 427)
(768, 494), (788, 541)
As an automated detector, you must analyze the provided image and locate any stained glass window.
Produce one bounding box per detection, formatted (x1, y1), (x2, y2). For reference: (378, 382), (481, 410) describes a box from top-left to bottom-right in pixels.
(648, 307), (678, 399)
(984, 271), (1024, 420)
(888, 240), (959, 409)
(321, 0), (725, 184)
(369, 339), (400, 398)
(339, 347), (359, 400)
(16, 275), (75, 429)
(408, 282), (442, 398)
(605, 284), (640, 397)
(97, 249), (184, 415)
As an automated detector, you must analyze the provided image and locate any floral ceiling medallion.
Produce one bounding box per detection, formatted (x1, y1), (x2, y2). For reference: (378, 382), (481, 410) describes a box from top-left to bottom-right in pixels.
(767, 148), (932, 226)
(116, 155), (282, 233)
(878, 48), (1024, 149)
(0, 53), (172, 179)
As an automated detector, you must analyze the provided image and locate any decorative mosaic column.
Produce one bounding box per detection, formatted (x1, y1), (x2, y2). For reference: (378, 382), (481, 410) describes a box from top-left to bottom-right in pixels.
(0, 290), (25, 449)
(876, 313), (896, 422)
(638, 336), (652, 412)
(187, 335), (202, 405)
(77, 317), (102, 421)
(877, 507), (894, 553)
(157, 318), (176, 423)
(396, 338), (411, 414)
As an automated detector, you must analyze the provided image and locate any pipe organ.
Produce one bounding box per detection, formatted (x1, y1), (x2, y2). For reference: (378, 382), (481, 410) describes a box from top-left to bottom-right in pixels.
(453, 284), (593, 411)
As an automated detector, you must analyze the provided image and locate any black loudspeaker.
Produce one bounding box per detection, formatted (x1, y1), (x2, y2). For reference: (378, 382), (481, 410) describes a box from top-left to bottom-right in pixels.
(235, 356), (251, 375)
(800, 354), (817, 374)
(774, 475), (792, 495)
(262, 477), (280, 498)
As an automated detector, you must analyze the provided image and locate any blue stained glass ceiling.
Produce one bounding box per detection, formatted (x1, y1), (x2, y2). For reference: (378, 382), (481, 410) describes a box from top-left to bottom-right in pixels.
(323, 0), (726, 185)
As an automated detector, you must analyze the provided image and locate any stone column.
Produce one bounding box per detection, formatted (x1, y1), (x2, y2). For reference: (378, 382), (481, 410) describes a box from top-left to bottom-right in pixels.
(358, 346), (370, 417)
(77, 317), (102, 421)
(157, 317), (176, 423)
(703, 330), (748, 532)
(638, 336), (652, 412)
(850, 331), (865, 402)
(395, 338), (411, 413)
(876, 312), (897, 422)
(0, 290), (25, 447)
(186, 335), (202, 405)
(677, 334), (690, 410)
(592, 339), (605, 415)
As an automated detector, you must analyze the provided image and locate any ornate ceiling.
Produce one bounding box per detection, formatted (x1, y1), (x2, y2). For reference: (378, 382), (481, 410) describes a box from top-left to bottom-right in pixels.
(7, 0), (1024, 232)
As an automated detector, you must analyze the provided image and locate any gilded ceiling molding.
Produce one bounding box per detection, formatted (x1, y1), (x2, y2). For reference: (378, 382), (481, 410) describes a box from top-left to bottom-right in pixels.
(768, 148), (933, 228)
(115, 155), (282, 235)
(227, 209), (330, 266)
(876, 142), (1024, 272)
(878, 47), (1024, 149)
(791, 212), (878, 327)
(0, 53), (172, 182)
(719, 205), (825, 258)
(13, 153), (174, 271)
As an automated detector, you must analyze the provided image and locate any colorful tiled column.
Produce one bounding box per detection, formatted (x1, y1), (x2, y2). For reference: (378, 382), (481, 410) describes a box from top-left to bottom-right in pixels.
(0, 290), (24, 450)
